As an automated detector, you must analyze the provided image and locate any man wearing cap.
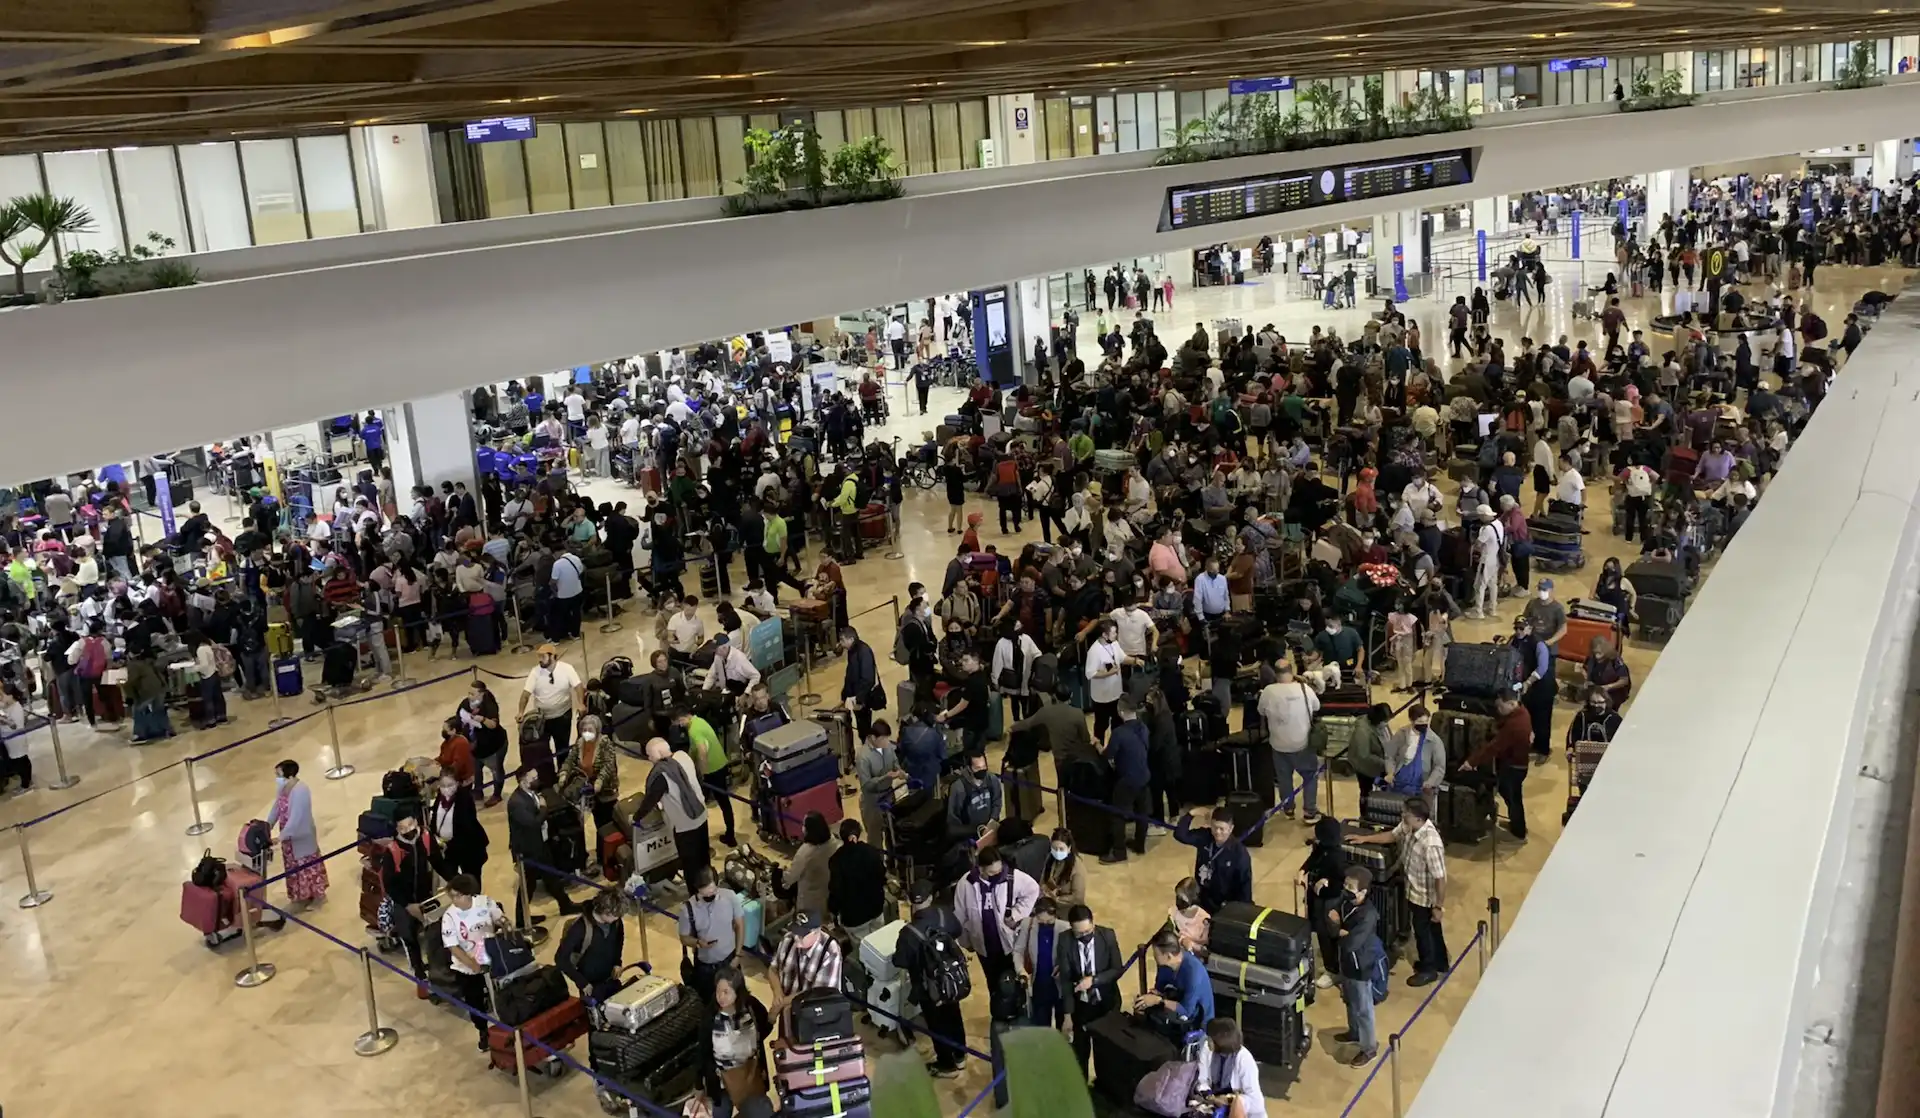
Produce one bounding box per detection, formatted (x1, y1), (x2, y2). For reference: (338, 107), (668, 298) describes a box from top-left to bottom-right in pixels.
(893, 877), (970, 1077)
(770, 907), (843, 1017)
(1466, 504), (1504, 620)
(702, 631), (762, 696)
(518, 643), (584, 770)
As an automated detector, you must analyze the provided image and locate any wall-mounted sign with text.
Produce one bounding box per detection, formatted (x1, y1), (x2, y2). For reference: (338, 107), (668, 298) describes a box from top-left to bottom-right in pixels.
(1547, 57), (1608, 73)
(1228, 77), (1294, 95)
(463, 116), (536, 143)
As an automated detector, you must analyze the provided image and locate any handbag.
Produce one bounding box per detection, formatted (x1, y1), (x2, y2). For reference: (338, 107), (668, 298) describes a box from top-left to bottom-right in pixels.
(191, 850), (227, 889)
(719, 1059), (770, 1104)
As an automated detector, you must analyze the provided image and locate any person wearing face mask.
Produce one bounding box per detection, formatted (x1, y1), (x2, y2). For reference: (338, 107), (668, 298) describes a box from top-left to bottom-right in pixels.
(1389, 704), (1446, 814)
(426, 766), (489, 881)
(827, 817), (891, 941)
(518, 643), (584, 781)
(1012, 896), (1064, 1028)
(263, 759), (328, 907)
(458, 681), (509, 807)
(1568, 683), (1624, 747)
(557, 890), (627, 1003)
(1039, 826), (1087, 910)
(436, 716), (476, 791)
(559, 712), (620, 830)
(945, 748), (1003, 840)
(380, 811), (439, 987)
(679, 864), (747, 1002)
(506, 767), (584, 923)
(1330, 866), (1386, 1067)
(441, 873), (510, 1049)
(1054, 902), (1123, 1075)
(1510, 611), (1557, 765)
(1167, 876), (1211, 956)
(1314, 613), (1366, 680)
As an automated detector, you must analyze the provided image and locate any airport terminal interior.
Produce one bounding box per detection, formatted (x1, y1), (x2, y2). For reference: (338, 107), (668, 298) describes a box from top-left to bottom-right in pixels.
(3, 5), (1920, 1118)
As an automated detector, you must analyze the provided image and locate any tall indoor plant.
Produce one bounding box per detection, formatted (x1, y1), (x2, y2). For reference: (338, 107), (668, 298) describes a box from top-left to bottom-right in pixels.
(0, 192), (94, 298)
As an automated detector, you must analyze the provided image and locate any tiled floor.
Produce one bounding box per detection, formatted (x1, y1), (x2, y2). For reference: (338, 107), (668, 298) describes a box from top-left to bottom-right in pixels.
(0, 252), (1901, 1118)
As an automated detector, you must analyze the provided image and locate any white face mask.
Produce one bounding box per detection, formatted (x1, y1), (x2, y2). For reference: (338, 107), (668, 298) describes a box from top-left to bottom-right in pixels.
(274, 776), (288, 789)
(581, 731), (597, 742)
(1539, 589), (1551, 601)
(439, 783), (457, 798)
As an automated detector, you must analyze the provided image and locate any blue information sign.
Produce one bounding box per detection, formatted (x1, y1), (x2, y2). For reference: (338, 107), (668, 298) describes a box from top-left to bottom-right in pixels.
(748, 617), (784, 672)
(1229, 77), (1294, 95)
(1548, 57), (1608, 73)
(1571, 210), (1582, 259)
(1391, 245), (1408, 303)
(463, 116), (536, 143)
(1476, 229), (1487, 282)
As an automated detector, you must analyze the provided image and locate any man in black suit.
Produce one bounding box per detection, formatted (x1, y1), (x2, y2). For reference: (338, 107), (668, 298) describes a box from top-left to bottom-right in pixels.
(1054, 903), (1124, 1076)
(506, 767), (582, 924)
(839, 626), (881, 740)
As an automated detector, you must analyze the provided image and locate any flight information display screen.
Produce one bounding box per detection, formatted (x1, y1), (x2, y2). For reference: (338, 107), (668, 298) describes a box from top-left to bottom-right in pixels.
(1161, 148), (1473, 232)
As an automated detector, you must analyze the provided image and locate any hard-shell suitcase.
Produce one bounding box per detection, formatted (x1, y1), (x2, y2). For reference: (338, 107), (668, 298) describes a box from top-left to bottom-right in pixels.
(599, 973), (681, 1032)
(1003, 759), (1044, 823)
(764, 751), (839, 797)
(588, 981), (707, 1078)
(273, 657), (304, 697)
(1437, 775), (1496, 844)
(1087, 1012), (1178, 1108)
(1360, 788), (1411, 827)
(774, 1037), (868, 1091)
(1224, 747), (1271, 848)
(488, 996), (589, 1072)
(769, 778), (843, 843)
(1443, 642), (1521, 698)
(1433, 709), (1493, 777)
(1626, 559), (1688, 601)
(466, 611), (501, 656)
(1637, 594), (1685, 638)
(93, 682), (126, 722)
(1318, 681), (1371, 716)
(784, 1080), (874, 1117)
(788, 989), (856, 1047)
(1206, 952), (1310, 1002)
(754, 721), (832, 772)
(266, 622), (294, 658)
(1208, 902), (1311, 970)
(1560, 615), (1616, 662)
(1211, 986), (1309, 1070)
(548, 806), (588, 873)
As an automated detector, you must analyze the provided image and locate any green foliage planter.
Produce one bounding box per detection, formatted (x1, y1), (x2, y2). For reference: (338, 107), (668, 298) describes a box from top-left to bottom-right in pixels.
(1622, 68), (1698, 112)
(873, 1026), (1096, 1118)
(724, 126), (904, 216)
(1154, 86), (1476, 167)
(52, 232), (199, 300)
(0, 191), (95, 298)
(1835, 39), (1884, 89)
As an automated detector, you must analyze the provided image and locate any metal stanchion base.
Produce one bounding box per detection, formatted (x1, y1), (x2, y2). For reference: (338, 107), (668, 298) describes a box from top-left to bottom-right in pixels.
(186, 820), (215, 836)
(18, 889), (51, 908)
(798, 692), (822, 707)
(355, 1027), (399, 1056)
(598, 619), (623, 634)
(525, 925), (550, 948)
(235, 963), (277, 987)
(46, 774), (80, 791)
(325, 765), (356, 780)
(389, 677), (416, 690)
(268, 717), (297, 729)
(510, 639), (536, 654)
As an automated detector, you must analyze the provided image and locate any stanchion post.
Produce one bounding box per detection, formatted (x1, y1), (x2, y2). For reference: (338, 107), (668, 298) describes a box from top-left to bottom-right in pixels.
(354, 946), (399, 1056)
(1488, 895), (1503, 953)
(43, 716), (78, 791)
(1135, 951), (1148, 997)
(635, 905), (652, 964)
(268, 667), (295, 729)
(599, 573), (623, 634)
(1476, 920), (1488, 977)
(15, 823), (51, 908)
(798, 627), (821, 707)
(1389, 1033), (1404, 1118)
(324, 702), (355, 780)
(887, 594), (901, 631)
(184, 756), (215, 836)
(510, 597), (536, 654)
(515, 860), (552, 947)
(579, 621), (593, 678)
(390, 629), (415, 690)
(234, 887), (276, 987)
(513, 1029), (546, 1118)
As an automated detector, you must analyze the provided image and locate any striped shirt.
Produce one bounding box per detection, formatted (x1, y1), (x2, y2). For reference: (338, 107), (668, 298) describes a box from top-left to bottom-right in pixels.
(771, 930), (842, 998)
(1394, 819), (1448, 909)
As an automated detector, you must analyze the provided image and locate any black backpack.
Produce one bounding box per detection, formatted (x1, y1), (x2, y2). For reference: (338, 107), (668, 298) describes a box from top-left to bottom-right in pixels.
(913, 923), (973, 1008)
(381, 770), (417, 800)
(191, 850), (227, 890)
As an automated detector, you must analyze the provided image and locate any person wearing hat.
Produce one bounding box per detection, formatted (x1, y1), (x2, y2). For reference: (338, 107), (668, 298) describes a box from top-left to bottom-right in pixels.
(703, 631), (762, 697)
(769, 906), (843, 1019)
(1496, 495), (1532, 595)
(517, 643), (583, 781)
(1466, 503), (1505, 620)
(1387, 704), (1446, 815)
(891, 877), (970, 1078)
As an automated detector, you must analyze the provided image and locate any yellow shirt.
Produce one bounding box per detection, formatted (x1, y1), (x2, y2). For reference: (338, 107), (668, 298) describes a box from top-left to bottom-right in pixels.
(830, 477), (859, 515)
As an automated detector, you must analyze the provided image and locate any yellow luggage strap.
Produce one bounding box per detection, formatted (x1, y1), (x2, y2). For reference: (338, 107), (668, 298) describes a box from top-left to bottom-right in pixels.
(830, 1081), (844, 1115)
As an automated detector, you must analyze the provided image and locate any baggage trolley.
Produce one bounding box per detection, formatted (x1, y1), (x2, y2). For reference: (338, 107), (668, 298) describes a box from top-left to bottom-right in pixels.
(1562, 738), (1610, 823)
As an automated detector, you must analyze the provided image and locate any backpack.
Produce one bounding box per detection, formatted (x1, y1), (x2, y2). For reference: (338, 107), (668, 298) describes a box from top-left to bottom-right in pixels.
(892, 613), (924, 666)
(77, 637), (108, 679)
(212, 644), (236, 679)
(520, 713), (547, 747)
(912, 924), (973, 1008)
(1134, 1059), (1200, 1118)
(191, 850), (227, 890)
(238, 819), (273, 859)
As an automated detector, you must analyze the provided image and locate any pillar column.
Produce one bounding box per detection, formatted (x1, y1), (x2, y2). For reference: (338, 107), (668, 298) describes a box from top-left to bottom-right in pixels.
(1493, 195), (1511, 233)
(394, 390), (477, 499)
(1012, 277), (1050, 384)
(1471, 196), (1497, 233)
(1644, 169), (1689, 230)
(354, 124), (439, 230)
(1399, 210), (1425, 274)
(1873, 139), (1913, 189)
(989, 93), (1038, 166)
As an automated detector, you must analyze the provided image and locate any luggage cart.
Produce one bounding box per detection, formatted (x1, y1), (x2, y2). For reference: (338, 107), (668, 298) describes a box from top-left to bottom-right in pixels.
(1563, 738), (1610, 823)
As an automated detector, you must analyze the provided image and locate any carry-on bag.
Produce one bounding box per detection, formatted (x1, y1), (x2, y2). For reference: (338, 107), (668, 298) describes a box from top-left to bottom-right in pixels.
(1625, 559), (1688, 601)
(787, 988), (856, 1047)
(273, 657), (304, 698)
(487, 995), (589, 1073)
(599, 973), (681, 1032)
(783, 1080), (874, 1117)
(493, 963), (569, 1025)
(1087, 1012), (1178, 1108)
(1437, 774), (1496, 844)
(1443, 642), (1521, 698)
(1223, 747), (1271, 848)
(774, 1037), (868, 1091)
(767, 779), (843, 843)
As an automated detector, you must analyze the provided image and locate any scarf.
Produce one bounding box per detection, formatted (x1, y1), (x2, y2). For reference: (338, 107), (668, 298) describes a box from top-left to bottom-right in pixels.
(660, 753), (705, 821)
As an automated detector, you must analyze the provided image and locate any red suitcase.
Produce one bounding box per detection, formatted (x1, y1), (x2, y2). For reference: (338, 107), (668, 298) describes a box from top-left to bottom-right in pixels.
(93, 682), (125, 723)
(488, 996), (589, 1072)
(858, 503), (889, 540)
(181, 865), (270, 942)
(771, 779), (844, 843)
(1558, 616), (1619, 663)
(1663, 446), (1700, 489)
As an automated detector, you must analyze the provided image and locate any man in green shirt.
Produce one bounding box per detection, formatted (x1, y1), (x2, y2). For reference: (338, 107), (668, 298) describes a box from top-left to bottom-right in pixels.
(828, 470), (861, 562)
(674, 707), (737, 847)
(1068, 430), (1095, 465)
(1282, 390), (1307, 426)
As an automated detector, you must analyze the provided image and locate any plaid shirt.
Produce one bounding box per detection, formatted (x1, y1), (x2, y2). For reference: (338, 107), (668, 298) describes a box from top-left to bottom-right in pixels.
(1394, 820), (1449, 909)
(771, 930), (842, 997)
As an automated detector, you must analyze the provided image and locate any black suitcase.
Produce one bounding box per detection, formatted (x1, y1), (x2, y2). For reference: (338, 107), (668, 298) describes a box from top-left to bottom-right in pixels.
(494, 964), (569, 1026)
(1223, 747), (1272, 848)
(1319, 681), (1372, 714)
(1437, 693), (1499, 716)
(790, 989), (855, 1045)
(466, 611), (501, 656)
(1637, 594), (1686, 636)
(1177, 710), (1211, 750)
(1625, 558), (1688, 601)
(322, 641), (358, 687)
(1360, 788), (1410, 827)
(588, 985), (707, 1078)
(548, 805), (588, 873)
(1443, 642), (1521, 698)
(1060, 760), (1112, 858)
(1003, 759), (1045, 824)
(1437, 776), (1495, 844)
(1207, 902), (1310, 969)
(1179, 744), (1224, 807)
(1212, 987), (1309, 1072)
(1087, 1012), (1177, 1108)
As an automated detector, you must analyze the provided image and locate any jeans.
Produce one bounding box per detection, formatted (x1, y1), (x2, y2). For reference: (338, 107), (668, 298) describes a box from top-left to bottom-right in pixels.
(551, 594), (583, 640)
(55, 670), (84, 722)
(1343, 973), (1379, 1056)
(239, 647), (269, 695)
(131, 698), (171, 741)
(476, 748), (509, 800)
(1623, 495), (1651, 541)
(923, 999), (968, 1069)
(1030, 979), (1064, 1028)
(1410, 903), (1451, 976)
(702, 765), (738, 839)
(1273, 748), (1320, 816)
(197, 676), (228, 725)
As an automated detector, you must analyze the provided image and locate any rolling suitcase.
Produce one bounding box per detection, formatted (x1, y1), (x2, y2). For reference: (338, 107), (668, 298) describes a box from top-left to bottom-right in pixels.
(764, 750), (839, 797)
(1636, 594), (1686, 638)
(598, 973), (681, 1031)
(1211, 986), (1309, 1072)
(1059, 760), (1113, 858)
(1437, 774), (1495, 844)
(273, 657), (304, 698)
(488, 995), (589, 1073)
(769, 778), (843, 843)
(1559, 615), (1616, 662)
(785, 1081), (874, 1117)
(266, 622), (294, 658)
(1087, 1013), (1177, 1108)
(1208, 902), (1310, 970)
(1625, 559), (1688, 601)
(1359, 788), (1411, 828)
(774, 1037), (867, 1091)
(466, 610), (501, 656)
(588, 980), (707, 1077)
(547, 805), (588, 873)
(1002, 758), (1044, 824)
(1223, 747), (1271, 848)
(1442, 642), (1521, 698)
(93, 682), (126, 723)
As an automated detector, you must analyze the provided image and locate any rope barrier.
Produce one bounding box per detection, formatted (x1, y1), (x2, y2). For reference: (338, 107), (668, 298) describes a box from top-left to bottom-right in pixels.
(1334, 923), (1489, 1118)
(184, 710), (323, 764)
(12, 757), (189, 830)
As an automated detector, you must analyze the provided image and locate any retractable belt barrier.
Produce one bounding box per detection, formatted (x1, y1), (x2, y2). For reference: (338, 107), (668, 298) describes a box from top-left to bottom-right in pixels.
(1336, 922), (1490, 1118)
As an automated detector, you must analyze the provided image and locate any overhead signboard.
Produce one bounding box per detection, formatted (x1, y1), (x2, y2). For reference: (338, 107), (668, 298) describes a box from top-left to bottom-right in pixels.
(1160, 148), (1474, 233)
(1229, 77), (1294, 95)
(463, 117), (536, 143)
(1547, 57), (1608, 73)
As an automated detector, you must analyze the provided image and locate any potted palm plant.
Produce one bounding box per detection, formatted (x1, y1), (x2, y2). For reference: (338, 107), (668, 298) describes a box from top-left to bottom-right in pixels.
(0, 193), (94, 303)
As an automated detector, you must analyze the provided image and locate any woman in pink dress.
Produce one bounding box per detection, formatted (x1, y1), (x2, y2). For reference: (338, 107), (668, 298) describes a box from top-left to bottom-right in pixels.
(1161, 274), (1176, 310)
(267, 759), (328, 905)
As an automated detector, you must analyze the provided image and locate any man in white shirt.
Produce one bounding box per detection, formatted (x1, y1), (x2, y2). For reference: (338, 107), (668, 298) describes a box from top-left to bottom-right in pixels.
(703, 633), (762, 693)
(517, 642), (584, 763)
(1109, 603), (1157, 662)
(1083, 620), (1131, 743)
(1468, 504), (1504, 619)
(564, 386), (588, 425)
(666, 397), (694, 426)
(886, 317), (908, 369)
(441, 874), (509, 1048)
(619, 413), (641, 451)
(1566, 370), (1594, 402)
(1620, 463), (1656, 542)
(666, 596), (707, 661)
(1257, 661), (1322, 822)
(1399, 472), (1442, 527)
(1554, 453), (1585, 509)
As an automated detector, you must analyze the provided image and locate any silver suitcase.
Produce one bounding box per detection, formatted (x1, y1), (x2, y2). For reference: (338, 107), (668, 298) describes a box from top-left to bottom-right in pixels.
(752, 720), (831, 773)
(600, 973), (681, 1032)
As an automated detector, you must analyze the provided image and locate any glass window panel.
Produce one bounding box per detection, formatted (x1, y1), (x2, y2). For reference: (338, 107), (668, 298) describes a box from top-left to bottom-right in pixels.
(564, 122), (611, 208)
(815, 110), (846, 158)
(845, 107), (875, 143)
(680, 117), (719, 198)
(1043, 98), (1071, 160)
(1116, 94), (1138, 154)
(874, 106), (907, 170)
(42, 149), (124, 254)
(904, 102), (935, 176)
(179, 142), (249, 250)
(932, 102), (962, 172)
(111, 146), (187, 254)
(479, 141), (530, 216)
(525, 123), (571, 212)
(958, 100), (987, 167)
(641, 119), (682, 200)
(295, 134), (358, 238)
(603, 120), (650, 205)
(237, 138), (305, 244)
(0, 153), (41, 201)
(715, 116), (748, 194)
(748, 113), (779, 133)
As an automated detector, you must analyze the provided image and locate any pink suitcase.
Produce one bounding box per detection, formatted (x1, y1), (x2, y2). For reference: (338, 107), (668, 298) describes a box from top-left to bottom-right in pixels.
(772, 779), (844, 843)
(775, 1037), (867, 1091)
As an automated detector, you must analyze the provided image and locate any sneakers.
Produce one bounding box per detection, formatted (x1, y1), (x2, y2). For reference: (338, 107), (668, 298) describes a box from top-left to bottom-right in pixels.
(1302, 811), (1323, 824)
(1099, 851), (1129, 865)
(1348, 1050), (1377, 1068)
(928, 1061), (964, 1079)
(1408, 972), (1438, 988)
(1316, 973), (1336, 990)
